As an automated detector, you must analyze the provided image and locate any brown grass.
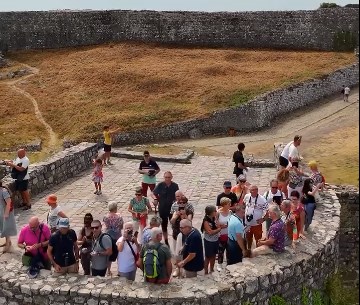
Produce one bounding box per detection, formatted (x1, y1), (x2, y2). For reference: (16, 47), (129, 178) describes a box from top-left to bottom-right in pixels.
(0, 42), (356, 147)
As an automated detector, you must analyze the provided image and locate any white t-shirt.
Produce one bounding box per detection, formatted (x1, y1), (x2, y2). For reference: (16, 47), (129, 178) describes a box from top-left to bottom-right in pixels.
(47, 206), (62, 229)
(244, 194), (268, 227)
(116, 236), (138, 273)
(263, 189), (286, 205)
(14, 156), (30, 180)
(288, 144), (300, 161)
(344, 87), (350, 95)
(280, 141), (293, 159)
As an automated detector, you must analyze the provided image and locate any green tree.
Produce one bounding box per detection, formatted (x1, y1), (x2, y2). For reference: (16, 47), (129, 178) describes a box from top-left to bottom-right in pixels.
(319, 2), (341, 8)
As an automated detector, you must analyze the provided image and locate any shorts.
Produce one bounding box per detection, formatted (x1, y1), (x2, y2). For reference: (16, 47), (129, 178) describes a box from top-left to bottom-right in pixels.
(204, 239), (219, 258)
(103, 144), (112, 152)
(160, 214), (171, 232)
(15, 179), (29, 192)
(279, 156), (289, 167)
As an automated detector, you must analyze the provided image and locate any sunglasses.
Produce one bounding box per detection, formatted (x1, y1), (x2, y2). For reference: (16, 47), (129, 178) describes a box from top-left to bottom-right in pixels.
(239, 180), (247, 183)
(224, 186), (231, 189)
(135, 193), (142, 196)
(91, 226), (100, 230)
(271, 186), (278, 189)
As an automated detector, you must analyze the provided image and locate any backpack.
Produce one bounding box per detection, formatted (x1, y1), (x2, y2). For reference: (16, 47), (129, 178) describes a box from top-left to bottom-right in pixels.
(143, 244), (162, 279)
(99, 233), (118, 262)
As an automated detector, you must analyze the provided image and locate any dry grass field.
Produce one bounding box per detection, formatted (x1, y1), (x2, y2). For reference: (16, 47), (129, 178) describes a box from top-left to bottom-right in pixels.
(0, 42), (356, 146)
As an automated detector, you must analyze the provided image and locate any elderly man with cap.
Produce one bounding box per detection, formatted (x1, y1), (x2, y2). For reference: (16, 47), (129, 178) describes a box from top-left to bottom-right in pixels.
(46, 194), (67, 233)
(18, 216), (52, 270)
(216, 181), (238, 211)
(5, 148), (31, 210)
(47, 218), (79, 275)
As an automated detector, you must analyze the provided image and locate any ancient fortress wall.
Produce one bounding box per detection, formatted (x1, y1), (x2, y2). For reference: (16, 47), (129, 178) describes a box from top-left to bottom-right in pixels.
(0, 8), (358, 52)
(0, 143), (358, 304)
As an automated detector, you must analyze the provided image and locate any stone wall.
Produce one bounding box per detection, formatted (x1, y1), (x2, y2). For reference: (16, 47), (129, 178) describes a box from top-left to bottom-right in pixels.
(0, 9), (358, 52)
(0, 189), (343, 305)
(336, 186), (359, 287)
(112, 62), (359, 146)
(1, 142), (98, 208)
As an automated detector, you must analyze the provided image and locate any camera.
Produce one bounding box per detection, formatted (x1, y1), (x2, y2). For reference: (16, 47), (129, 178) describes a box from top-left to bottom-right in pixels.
(246, 214), (254, 223)
(178, 206), (185, 211)
(148, 169), (155, 176)
(127, 230), (133, 239)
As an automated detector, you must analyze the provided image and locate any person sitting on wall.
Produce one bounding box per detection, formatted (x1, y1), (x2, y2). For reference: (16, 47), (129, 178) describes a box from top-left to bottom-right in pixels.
(17, 216), (52, 270)
(251, 204), (285, 257)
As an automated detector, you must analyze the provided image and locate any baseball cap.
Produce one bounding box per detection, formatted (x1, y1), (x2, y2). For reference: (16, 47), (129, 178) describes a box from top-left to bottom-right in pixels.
(58, 218), (70, 228)
(46, 194), (57, 204)
(236, 175), (247, 182)
(223, 181), (232, 187)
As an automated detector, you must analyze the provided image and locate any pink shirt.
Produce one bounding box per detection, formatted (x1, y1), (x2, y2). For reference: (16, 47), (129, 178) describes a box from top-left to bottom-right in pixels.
(18, 224), (51, 259)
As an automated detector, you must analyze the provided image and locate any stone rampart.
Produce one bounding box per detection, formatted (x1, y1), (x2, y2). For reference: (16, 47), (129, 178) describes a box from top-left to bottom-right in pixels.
(112, 62), (359, 146)
(0, 188), (344, 304)
(1, 142), (98, 208)
(0, 9), (358, 52)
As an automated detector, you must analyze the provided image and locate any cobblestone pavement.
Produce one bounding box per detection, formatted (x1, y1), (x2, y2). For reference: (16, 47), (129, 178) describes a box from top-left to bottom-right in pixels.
(2, 155), (276, 275)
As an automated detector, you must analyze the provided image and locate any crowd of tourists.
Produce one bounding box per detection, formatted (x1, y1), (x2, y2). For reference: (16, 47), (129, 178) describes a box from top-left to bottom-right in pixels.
(0, 132), (325, 282)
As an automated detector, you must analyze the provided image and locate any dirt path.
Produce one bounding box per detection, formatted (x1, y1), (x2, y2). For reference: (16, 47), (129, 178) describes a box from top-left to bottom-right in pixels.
(5, 64), (58, 149)
(158, 87), (359, 185)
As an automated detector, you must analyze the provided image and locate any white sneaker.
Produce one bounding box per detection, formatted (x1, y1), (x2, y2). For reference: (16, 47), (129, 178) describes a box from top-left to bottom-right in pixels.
(217, 264), (223, 272)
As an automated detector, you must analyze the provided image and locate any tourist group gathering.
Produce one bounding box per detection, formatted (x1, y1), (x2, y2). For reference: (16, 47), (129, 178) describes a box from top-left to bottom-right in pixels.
(0, 132), (325, 283)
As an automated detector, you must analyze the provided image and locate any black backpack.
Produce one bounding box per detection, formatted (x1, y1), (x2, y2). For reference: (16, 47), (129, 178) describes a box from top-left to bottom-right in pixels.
(99, 233), (118, 262)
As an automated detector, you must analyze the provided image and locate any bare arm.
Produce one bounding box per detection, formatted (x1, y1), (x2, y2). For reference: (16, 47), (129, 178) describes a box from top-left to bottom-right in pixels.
(170, 212), (179, 225)
(117, 239), (126, 252)
(57, 211), (67, 218)
(166, 259), (173, 278)
(308, 183), (323, 196)
(236, 233), (247, 253)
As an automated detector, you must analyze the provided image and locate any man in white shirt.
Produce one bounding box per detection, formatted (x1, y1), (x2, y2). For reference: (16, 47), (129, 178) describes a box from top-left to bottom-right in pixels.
(344, 86), (350, 102)
(279, 135), (302, 168)
(244, 185), (268, 250)
(263, 179), (286, 231)
(5, 149), (31, 210)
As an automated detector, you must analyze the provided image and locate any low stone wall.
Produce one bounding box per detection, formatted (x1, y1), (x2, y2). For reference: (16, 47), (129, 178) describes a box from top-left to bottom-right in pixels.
(0, 189), (342, 304)
(112, 63), (359, 146)
(1, 142), (98, 208)
(336, 186), (359, 287)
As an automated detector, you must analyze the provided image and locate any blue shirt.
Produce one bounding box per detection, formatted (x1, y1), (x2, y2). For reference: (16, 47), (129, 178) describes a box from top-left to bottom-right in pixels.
(228, 214), (245, 241)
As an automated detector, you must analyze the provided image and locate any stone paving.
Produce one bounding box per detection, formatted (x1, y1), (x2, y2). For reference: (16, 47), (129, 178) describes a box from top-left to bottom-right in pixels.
(2, 155), (276, 275)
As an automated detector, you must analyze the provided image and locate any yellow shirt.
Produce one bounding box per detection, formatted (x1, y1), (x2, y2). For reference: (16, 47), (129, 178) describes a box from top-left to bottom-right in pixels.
(103, 131), (111, 145)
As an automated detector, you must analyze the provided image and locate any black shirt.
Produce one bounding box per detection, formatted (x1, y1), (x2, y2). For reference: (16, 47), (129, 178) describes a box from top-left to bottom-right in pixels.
(216, 192), (238, 207)
(232, 151), (245, 176)
(139, 159), (160, 174)
(49, 229), (77, 267)
(183, 228), (204, 272)
(153, 181), (179, 217)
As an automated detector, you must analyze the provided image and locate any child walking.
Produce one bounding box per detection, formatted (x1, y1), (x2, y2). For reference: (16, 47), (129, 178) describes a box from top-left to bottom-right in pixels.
(92, 158), (103, 195)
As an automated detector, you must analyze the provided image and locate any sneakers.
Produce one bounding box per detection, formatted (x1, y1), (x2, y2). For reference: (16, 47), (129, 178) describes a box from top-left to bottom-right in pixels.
(217, 263), (223, 272)
(94, 190), (102, 195)
(107, 160), (113, 165)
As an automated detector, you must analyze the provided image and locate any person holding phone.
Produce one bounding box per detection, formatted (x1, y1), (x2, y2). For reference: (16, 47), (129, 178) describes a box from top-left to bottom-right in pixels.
(116, 222), (140, 281)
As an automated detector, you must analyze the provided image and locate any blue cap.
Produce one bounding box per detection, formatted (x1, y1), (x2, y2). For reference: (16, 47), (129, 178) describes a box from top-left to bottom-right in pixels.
(58, 218), (70, 228)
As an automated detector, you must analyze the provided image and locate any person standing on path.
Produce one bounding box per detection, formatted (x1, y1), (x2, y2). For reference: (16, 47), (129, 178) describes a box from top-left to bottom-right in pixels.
(46, 194), (67, 233)
(5, 148), (31, 210)
(151, 171), (179, 246)
(279, 135), (302, 169)
(103, 125), (120, 165)
(138, 151), (160, 197)
(344, 86), (350, 102)
(0, 181), (17, 252)
(232, 143), (248, 179)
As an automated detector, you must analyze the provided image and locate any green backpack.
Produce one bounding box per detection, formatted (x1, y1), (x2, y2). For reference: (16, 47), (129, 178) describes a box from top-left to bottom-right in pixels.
(143, 244), (161, 279)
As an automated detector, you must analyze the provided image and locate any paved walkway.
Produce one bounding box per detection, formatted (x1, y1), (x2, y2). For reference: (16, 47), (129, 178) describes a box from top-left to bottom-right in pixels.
(1, 155), (276, 274)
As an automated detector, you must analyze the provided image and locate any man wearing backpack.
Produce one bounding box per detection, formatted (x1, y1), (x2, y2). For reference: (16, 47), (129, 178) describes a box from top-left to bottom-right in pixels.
(90, 220), (113, 277)
(138, 227), (172, 284)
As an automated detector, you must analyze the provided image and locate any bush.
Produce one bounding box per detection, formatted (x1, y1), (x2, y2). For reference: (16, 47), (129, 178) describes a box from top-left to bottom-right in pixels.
(319, 3), (341, 8)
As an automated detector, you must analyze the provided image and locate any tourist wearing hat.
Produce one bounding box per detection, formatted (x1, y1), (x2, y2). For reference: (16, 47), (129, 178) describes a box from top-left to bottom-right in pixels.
(216, 181), (238, 211)
(47, 218), (79, 275)
(231, 174), (250, 205)
(46, 194), (67, 233)
(138, 150), (160, 197)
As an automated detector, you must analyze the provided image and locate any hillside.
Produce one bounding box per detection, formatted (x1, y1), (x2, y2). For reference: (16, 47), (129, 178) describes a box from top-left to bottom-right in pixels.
(0, 42), (356, 150)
